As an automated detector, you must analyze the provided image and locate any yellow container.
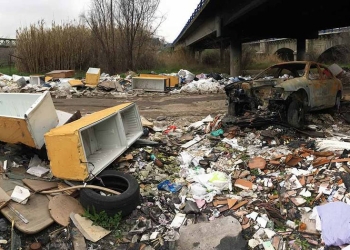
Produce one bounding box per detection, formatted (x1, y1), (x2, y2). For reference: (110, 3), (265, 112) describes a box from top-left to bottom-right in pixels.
(0, 92), (59, 149)
(44, 103), (143, 181)
(85, 68), (101, 87)
(139, 74), (179, 88)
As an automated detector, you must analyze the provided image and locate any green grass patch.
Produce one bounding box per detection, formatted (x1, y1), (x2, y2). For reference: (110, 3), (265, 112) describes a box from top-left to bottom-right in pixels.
(0, 65), (30, 76)
(0, 65), (86, 79)
(83, 207), (122, 237)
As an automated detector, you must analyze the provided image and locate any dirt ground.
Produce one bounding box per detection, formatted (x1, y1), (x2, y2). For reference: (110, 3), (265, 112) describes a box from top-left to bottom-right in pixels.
(52, 93), (228, 120)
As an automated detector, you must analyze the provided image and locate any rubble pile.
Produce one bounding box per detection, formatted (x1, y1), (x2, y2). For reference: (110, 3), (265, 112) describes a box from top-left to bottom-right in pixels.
(0, 69), (240, 99)
(1, 63), (349, 100)
(0, 63), (350, 249)
(1, 103), (350, 249)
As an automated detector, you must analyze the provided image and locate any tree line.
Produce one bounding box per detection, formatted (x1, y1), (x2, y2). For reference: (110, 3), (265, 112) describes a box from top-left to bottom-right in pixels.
(15, 0), (163, 74)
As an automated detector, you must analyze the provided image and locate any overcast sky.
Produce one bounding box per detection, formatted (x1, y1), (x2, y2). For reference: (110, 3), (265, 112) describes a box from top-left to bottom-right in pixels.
(0, 0), (200, 43)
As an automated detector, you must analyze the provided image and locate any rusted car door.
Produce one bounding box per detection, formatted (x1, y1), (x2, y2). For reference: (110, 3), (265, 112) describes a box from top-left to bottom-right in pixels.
(306, 63), (323, 108)
(318, 64), (338, 107)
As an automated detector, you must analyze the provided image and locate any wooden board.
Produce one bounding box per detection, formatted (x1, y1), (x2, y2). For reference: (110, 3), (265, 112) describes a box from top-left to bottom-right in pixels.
(48, 194), (85, 226)
(1, 193), (54, 234)
(70, 213), (110, 242)
(0, 187), (10, 209)
(22, 179), (58, 192)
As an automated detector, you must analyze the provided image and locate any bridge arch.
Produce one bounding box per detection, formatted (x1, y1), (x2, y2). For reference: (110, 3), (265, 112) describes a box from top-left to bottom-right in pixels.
(318, 44), (350, 64)
(274, 48), (294, 61)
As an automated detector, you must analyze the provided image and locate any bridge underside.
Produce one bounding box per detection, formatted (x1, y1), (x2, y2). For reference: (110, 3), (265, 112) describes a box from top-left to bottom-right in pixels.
(177, 0), (350, 48)
(174, 0), (350, 75)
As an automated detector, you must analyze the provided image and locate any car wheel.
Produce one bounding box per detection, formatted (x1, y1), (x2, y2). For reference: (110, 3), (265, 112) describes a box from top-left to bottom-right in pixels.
(228, 101), (237, 116)
(287, 100), (305, 128)
(79, 170), (140, 217)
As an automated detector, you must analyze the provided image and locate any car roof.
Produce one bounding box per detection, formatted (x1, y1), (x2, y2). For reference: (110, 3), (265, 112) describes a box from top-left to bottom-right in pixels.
(271, 61), (325, 67)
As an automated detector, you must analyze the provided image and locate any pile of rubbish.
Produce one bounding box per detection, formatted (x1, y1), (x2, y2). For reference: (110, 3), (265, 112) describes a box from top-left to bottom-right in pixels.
(0, 95), (350, 250)
(0, 68), (248, 98)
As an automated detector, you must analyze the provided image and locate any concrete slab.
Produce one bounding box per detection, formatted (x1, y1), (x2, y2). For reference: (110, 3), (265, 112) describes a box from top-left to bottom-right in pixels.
(176, 216), (247, 250)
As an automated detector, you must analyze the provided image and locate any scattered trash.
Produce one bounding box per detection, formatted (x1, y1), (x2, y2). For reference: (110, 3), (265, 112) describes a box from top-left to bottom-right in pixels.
(157, 180), (182, 193)
(11, 186), (30, 205)
(0, 68), (350, 249)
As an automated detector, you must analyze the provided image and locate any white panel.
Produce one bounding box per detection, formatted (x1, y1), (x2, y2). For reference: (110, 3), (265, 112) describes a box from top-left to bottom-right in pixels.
(132, 77), (166, 91)
(79, 113), (127, 176)
(120, 104), (143, 146)
(25, 92), (59, 148)
(87, 68), (100, 74)
(0, 93), (41, 117)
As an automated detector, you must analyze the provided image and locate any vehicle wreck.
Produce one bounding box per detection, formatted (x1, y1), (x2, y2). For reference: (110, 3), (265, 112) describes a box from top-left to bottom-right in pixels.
(224, 61), (343, 128)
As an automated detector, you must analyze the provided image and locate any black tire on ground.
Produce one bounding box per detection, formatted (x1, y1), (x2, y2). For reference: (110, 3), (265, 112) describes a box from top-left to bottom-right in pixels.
(287, 99), (305, 128)
(79, 170), (140, 217)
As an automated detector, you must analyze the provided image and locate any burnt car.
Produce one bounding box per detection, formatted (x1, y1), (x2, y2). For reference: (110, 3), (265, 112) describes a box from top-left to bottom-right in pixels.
(224, 61), (343, 128)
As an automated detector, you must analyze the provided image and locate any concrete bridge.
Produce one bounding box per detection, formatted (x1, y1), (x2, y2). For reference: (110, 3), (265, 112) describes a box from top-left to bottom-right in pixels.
(245, 28), (350, 62)
(172, 0), (350, 76)
(0, 38), (16, 48)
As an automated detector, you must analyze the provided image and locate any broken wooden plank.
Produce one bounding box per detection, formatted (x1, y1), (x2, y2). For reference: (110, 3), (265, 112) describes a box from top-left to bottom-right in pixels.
(70, 213), (110, 242)
(22, 179), (58, 192)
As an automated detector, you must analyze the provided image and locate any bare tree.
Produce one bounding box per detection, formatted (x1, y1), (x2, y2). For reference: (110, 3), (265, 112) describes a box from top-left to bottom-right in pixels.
(115, 0), (161, 70)
(82, 0), (118, 74)
(82, 0), (162, 73)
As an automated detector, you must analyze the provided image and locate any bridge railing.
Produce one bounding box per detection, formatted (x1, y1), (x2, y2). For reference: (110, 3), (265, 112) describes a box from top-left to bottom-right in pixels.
(319, 26), (350, 34)
(0, 38), (16, 48)
(172, 0), (209, 44)
(247, 27), (350, 44)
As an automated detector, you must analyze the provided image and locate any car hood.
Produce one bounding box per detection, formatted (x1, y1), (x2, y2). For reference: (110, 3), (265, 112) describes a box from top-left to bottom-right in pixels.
(251, 78), (303, 91)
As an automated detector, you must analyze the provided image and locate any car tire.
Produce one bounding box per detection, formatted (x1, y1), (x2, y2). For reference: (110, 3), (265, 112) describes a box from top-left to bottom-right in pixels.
(79, 170), (140, 217)
(287, 100), (305, 128)
(228, 101), (237, 116)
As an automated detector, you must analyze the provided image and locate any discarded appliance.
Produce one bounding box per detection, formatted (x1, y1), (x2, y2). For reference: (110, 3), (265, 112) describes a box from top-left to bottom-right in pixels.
(45, 70), (75, 79)
(132, 77), (167, 92)
(29, 75), (44, 85)
(328, 63), (344, 77)
(85, 68), (101, 87)
(0, 91), (59, 149)
(44, 103), (143, 181)
(139, 74), (180, 88)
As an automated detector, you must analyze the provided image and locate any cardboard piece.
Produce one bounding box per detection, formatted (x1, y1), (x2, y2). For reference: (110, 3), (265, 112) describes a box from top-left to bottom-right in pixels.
(140, 116), (153, 128)
(46, 70), (75, 79)
(0, 187), (10, 209)
(1, 193), (54, 234)
(48, 194), (85, 226)
(227, 199), (238, 209)
(11, 186), (30, 204)
(70, 213), (111, 242)
(22, 179), (58, 192)
(69, 79), (84, 87)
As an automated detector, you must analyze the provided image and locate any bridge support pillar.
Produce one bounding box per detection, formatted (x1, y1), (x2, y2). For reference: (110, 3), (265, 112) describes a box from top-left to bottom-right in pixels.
(198, 50), (203, 63)
(230, 37), (242, 76)
(296, 38), (306, 60)
(220, 42), (225, 64)
(189, 46), (195, 59)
